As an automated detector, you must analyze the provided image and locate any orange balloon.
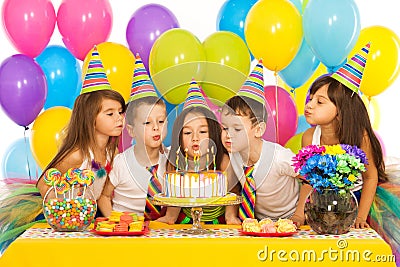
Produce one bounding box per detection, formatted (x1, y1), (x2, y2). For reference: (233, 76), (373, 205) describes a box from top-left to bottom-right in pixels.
(30, 107), (72, 169)
(82, 42), (135, 102)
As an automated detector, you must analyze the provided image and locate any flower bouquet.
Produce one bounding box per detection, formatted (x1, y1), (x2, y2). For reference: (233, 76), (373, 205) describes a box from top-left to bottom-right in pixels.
(292, 144), (368, 234)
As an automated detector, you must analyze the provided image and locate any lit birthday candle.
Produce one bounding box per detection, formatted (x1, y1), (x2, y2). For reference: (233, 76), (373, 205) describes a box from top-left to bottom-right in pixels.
(184, 148), (189, 171)
(176, 146), (180, 171)
(211, 146), (216, 171)
(206, 148), (210, 171)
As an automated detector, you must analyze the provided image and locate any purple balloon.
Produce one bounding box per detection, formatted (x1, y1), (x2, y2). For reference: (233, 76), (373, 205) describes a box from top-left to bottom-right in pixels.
(0, 54), (47, 127)
(126, 4), (179, 71)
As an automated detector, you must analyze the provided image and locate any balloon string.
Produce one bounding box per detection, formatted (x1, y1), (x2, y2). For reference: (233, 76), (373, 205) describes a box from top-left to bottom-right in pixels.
(274, 72), (279, 144)
(23, 126), (33, 181)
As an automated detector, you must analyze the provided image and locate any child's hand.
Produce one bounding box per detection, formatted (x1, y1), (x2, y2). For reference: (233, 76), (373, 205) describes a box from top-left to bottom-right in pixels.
(225, 215), (242, 225)
(290, 213), (305, 228)
(353, 217), (369, 229)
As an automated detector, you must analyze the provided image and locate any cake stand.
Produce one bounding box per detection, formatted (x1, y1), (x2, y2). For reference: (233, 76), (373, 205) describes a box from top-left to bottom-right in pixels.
(151, 193), (242, 235)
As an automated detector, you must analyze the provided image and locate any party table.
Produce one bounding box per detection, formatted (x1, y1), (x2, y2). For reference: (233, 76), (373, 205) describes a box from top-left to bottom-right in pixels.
(0, 222), (396, 267)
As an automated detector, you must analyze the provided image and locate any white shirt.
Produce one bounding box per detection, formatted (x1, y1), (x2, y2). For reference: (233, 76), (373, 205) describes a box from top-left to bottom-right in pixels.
(108, 146), (168, 215)
(230, 140), (300, 220)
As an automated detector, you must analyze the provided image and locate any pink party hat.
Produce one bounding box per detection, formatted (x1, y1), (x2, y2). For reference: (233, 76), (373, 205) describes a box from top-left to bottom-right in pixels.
(331, 43), (370, 94)
(128, 54), (158, 103)
(237, 60), (266, 105)
(81, 46), (112, 94)
(183, 79), (210, 110)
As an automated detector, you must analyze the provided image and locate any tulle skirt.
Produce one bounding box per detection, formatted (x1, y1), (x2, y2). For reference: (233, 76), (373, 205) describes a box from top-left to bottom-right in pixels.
(0, 180), (45, 254)
(369, 157), (400, 266)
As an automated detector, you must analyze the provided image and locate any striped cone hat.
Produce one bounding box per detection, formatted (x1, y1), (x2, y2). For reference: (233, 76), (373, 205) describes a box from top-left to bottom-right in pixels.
(183, 79), (210, 110)
(81, 46), (112, 94)
(331, 43), (370, 94)
(237, 59), (265, 105)
(128, 54), (158, 103)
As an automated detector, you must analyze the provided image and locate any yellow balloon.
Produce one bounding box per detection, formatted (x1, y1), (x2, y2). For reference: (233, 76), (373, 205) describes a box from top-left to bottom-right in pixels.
(282, 63), (328, 114)
(244, 0), (303, 72)
(201, 31), (250, 104)
(351, 26), (400, 97)
(30, 107), (72, 169)
(361, 95), (381, 130)
(82, 42), (135, 102)
(284, 132), (303, 154)
(149, 29), (206, 104)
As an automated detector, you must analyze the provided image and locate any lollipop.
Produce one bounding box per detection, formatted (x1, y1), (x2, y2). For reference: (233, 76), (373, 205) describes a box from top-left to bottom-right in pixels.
(55, 180), (71, 196)
(65, 168), (80, 186)
(82, 169), (95, 186)
(43, 168), (61, 186)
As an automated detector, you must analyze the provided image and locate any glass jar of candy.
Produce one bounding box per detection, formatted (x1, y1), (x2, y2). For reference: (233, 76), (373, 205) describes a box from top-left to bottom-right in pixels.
(43, 185), (97, 231)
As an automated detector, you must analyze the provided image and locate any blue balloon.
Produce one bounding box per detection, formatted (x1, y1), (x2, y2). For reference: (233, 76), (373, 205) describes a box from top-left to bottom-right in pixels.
(216, 0), (257, 59)
(36, 45), (81, 110)
(296, 115), (311, 134)
(303, 0), (360, 69)
(279, 39), (320, 89)
(164, 103), (184, 147)
(288, 0), (302, 13)
(1, 138), (42, 180)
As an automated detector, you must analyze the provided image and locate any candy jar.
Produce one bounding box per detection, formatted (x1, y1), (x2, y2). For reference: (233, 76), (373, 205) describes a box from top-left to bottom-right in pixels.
(42, 168), (97, 232)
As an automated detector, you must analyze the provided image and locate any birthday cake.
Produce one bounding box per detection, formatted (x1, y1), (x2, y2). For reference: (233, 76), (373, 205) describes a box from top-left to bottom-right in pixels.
(163, 170), (227, 198)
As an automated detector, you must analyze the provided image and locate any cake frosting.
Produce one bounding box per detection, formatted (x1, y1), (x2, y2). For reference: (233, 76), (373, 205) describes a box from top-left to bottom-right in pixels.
(163, 170), (227, 198)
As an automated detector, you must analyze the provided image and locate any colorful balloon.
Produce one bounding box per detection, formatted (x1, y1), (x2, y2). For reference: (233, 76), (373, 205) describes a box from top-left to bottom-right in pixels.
(303, 0), (360, 70)
(149, 29), (206, 104)
(2, 0), (56, 58)
(36, 45), (81, 110)
(244, 0), (303, 72)
(57, 0), (112, 60)
(284, 132), (303, 154)
(30, 107), (72, 169)
(82, 42), (135, 102)
(201, 31), (250, 104)
(126, 4), (179, 71)
(0, 54), (47, 127)
(1, 138), (42, 180)
(264, 85), (298, 146)
(279, 40), (320, 89)
(352, 26), (400, 97)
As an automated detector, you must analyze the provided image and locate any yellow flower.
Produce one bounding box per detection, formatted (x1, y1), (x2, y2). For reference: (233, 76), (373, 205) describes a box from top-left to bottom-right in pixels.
(348, 174), (357, 182)
(323, 145), (345, 155)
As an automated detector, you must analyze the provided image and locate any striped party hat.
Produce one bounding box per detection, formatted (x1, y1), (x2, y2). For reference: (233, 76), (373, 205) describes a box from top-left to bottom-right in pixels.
(237, 60), (265, 105)
(331, 43), (370, 94)
(128, 54), (158, 103)
(81, 46), (112, 94)
(183, 79), (210, 110)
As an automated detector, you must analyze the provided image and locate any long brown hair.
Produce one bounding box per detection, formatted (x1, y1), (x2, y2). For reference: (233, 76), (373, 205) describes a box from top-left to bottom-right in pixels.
(41, 90), (126, 176)
(310, 75), (387, 182)
(167, 106), (227, 172)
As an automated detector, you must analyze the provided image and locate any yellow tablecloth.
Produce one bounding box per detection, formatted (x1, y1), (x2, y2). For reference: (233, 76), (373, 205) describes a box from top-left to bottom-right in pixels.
(0, 222), (396, 267)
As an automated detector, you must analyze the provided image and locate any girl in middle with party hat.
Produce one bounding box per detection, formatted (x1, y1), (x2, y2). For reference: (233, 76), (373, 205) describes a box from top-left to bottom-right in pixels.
(158, 79), (239, 225)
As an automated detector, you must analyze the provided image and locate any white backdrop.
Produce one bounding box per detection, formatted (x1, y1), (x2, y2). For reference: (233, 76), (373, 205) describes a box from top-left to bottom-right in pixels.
(0, 0), (399, 178)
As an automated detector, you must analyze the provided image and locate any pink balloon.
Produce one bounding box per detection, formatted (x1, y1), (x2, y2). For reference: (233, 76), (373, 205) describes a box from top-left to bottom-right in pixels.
(118, 126), (132, 152)
(2, 0), (56, 57)
(262, 100), (277, 143)
(374, 131), (386, 157)
(264, 86), (298, 146)
(57, 0), (113, 60)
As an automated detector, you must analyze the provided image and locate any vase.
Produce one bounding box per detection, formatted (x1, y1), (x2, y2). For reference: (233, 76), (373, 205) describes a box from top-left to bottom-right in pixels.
(304, 188), (358, 234)
(43, 185), (97, 232)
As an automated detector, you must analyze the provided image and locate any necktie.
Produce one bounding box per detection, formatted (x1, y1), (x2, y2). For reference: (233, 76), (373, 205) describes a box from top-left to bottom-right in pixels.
(239, 165), (256, 221)
(144, 164), (162, 220)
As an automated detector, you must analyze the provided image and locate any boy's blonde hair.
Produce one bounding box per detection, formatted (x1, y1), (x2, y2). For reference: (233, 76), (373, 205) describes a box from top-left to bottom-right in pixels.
(126, 96), (166, 126)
